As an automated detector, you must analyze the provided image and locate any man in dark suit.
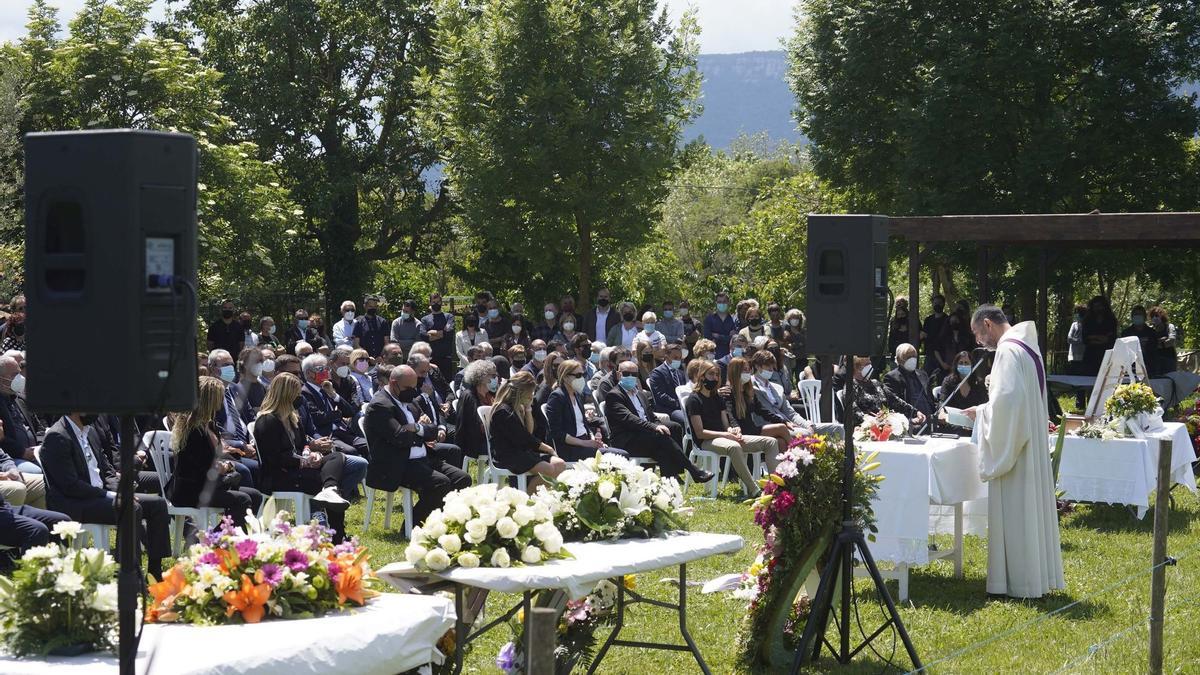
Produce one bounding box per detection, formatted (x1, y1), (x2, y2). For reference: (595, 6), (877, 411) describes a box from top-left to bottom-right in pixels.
(0, 355), (40, 472)
(582, 288), (620, 343)
(41, 414), (170, 578)
(605, 360), (712, 483)
(363, 365), (469, 527)
(299, 353), (369, 456)
(882, 343), (936, 425)
(92, 415), (160, 494)
(648, 341), (689, 430)
(409, 353), (463, 469)
(0, 492), (69, 570)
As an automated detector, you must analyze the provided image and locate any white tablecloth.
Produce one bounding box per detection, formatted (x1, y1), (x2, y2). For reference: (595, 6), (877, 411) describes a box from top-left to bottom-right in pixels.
(863, 438), (987, 565)
(0, 593), (456, 675)
(378, 531), (744, 600)
(1056, 421), (1197, 517)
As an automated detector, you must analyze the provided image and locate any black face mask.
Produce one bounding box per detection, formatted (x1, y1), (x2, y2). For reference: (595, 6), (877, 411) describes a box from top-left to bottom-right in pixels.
(79, 413), (99, 426)
(431, 303), (442, 312)
(222, 309), (234, 319)
(477, 304), (488, 314)
(396, 388), (419, 403)
(640, 354), (653, 363)
(512, 359), (526, 368)
(598, 298), (610, 307)
(388, 354), (405, 366)
(622, 312), (635, 322)
(367, 308), (378, 317)
(749, 318), (762, 327)
(933, 303), (945, 312)
(11, 323), (23, 336)
(702, 379), (717, 390)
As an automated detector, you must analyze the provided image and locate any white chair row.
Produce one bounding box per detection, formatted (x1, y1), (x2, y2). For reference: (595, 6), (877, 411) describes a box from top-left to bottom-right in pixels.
(676, 385), (767, 498)
(34, 445), (114, 550)
(356, 413), (415, 538)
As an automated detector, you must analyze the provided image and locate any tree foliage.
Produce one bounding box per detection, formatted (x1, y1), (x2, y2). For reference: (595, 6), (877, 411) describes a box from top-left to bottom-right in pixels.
(429, 0), (701, 304)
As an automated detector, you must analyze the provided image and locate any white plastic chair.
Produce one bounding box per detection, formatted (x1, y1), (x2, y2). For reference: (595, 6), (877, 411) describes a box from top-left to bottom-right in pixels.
(798, 380), (823, 424)
(35, 445), (113, 550)
(599, 400), (656, 468)
(675, 387), (726, 498)
(478, 405), (528, 491)
(142, 430), (223, 556)
(932, 385), (943, 403)
(357, 415), (415, 537)
(834, 389), (846, 424)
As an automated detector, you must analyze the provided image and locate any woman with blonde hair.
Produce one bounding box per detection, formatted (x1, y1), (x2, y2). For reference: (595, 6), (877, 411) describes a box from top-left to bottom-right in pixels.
(169, 376), (263, 527)
(348, 347), (374, 401)
(685, 360), (773, 497)
(725, 357), (789, 472)
(254, 373), (350, 541)
(487, 370), (567, 488)
(534, 352), (563, 407)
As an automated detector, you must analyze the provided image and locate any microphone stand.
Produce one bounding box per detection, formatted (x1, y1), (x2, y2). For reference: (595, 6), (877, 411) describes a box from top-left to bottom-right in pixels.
(917, 350), (988, 436)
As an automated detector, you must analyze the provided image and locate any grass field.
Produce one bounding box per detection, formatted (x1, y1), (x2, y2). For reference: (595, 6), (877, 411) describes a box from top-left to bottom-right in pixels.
(346, 469), (1200, 675)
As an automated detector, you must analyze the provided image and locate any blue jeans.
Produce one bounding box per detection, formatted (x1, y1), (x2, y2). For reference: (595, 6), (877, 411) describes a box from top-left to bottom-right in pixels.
(340, 454), (368, 498)
(15, 459), (42, 474)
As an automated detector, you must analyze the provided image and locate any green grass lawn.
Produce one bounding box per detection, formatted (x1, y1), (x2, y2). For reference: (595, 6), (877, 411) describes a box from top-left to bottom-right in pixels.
(346, 474), (1200, 674)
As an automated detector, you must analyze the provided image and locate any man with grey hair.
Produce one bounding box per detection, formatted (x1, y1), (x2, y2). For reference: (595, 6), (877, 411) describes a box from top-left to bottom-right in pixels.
(207, 349), (260, 488)
(300, 352), (369, 455)
(964, 304), (1063, 598)
(363, 364), (469, 527)
(882, 342), (935, 425)
(0, 355), (41, 475)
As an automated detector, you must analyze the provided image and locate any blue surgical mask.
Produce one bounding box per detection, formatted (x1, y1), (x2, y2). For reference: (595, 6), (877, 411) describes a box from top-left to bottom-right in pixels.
(957, 365), (971, 377)
(619, 375), (638, 391)
(487, 377), (499, 393)
(716, 303), (729, 313)
(759, 368), (774, 378)
(297, 319), (309, 331)
(589, 353), (601, 364)
(219, 365), (236, 383)
(669, 359), (682, 370)
(643, 323), (656, 333)
(488, 309), (500, 319)
(732, 347), (744, 357)
(1132, 315), (1145, 326)
(662, 310), (674, 319)
(400, 311), (410, 320)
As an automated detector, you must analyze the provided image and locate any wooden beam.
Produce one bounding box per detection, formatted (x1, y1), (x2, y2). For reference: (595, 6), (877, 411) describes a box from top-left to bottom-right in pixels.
(889, 212), (1200, 243)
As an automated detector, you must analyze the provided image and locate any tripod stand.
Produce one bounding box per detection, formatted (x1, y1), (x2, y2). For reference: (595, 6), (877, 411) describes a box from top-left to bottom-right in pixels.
(790, 357), (922, 672)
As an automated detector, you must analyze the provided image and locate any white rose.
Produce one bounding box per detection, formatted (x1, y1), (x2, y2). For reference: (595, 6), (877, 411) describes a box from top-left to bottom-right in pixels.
(477, 507), (499, 527)
(405, 544), (429, 565)
(542, 532), (563, 554)
(465, 519), (488, 541)
(496, 517), (519, 539)
(54, 570), (85, 595)
(512, 506), (535, 527)
(90, 582), (118, 612)
(597, 480), (616, 501)
(521, 545), (543, 564)
(533, 522), (557, 542)
(500, 486), (527, 507)
(424, 517), (448, 538)
(445, 502), (472, 524)
(21, 544), (58, 561)
(438, 534), (463, 554)
(457, 551), (481, 568)
(51, 521), (83, 539)
(490, 548), (511, 568)
(424, 548), (452, 571)
(653, 493), (671, 510)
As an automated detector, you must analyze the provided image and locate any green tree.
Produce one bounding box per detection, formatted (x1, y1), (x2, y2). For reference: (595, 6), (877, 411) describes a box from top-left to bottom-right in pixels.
(0, 55), (25, 301)
(1, 0), (310, 307)
(171, 0), (451, 315)
(788, 0), (1200, 215)
(429, 0), (701, 304)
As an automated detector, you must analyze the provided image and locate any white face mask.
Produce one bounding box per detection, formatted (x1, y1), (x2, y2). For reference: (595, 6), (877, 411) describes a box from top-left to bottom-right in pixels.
(544, 310), (556, 321)
(261, 358), (276, 373)
(861, 364), (873, 379)
(9, 373), (25, 395)
(679, 308), (689, 317)
(512, 324), (523, 335)
(251, 363), (263, 377)
(533, 350), (547, 362)
(902, 358), (918, 372)
(789, 318), (800, 327)
(562, 322), (575, 332)
(570, 376), (585, 393)
(336, 365), (350, 378)
(343, 311), (355, 322)
(739, 373), (752, 384)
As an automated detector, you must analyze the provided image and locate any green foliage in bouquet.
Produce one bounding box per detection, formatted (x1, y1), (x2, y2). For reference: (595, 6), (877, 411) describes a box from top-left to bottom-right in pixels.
(1105, 382), (1158, 420)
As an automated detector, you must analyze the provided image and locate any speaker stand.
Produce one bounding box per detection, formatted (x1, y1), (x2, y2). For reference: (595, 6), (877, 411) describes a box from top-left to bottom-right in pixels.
(789, 362), (921, 672)
(117, 415), (141, 675)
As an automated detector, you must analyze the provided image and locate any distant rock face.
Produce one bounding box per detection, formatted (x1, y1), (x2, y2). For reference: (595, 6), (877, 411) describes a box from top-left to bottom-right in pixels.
(684, 50), (806, 150)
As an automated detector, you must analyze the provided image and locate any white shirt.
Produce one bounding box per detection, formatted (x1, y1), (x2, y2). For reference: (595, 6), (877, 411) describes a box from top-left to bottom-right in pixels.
(620, 325), (639, 348)
(332, 318), (356, 348)
(629, 390), (648, 420)
(594, 309), (610, 342)
(66, 417), (103, 489)
(391, 393), (427, 460)
(571, 397), (588, 436)
(632, 330), (666, 351)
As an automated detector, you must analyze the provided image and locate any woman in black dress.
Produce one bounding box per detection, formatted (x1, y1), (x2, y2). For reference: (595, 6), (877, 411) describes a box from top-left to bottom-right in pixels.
(847, 356), (925, 429)
(724, 357), (790, 469)
(1081, 296), (1117, 376)
(169, 376), (263, 528)
(486, 370), (566, 489)
(254, 373), (350, 541)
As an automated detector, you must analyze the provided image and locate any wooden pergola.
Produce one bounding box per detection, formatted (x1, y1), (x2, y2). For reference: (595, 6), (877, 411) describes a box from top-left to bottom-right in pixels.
(889, 212), (1200, 358)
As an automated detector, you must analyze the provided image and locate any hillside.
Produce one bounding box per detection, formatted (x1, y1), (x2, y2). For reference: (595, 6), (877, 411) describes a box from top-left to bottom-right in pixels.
(685, 50), (803, 150)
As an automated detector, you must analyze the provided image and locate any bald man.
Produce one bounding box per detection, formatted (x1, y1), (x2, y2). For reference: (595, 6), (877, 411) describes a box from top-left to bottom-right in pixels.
(362, 365), (469, 527)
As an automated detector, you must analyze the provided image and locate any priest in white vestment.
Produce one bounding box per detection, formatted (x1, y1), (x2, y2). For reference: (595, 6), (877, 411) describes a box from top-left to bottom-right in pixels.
(965, 305), (1065, 598)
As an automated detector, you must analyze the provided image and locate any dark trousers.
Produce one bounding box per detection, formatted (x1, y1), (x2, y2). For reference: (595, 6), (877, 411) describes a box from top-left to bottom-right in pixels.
(400, 457), (471, 526)
(431, 442), (465, 471)
(0, 504), (69, 569)
(49, 493), (170, 577)
(433, 354), (455, 379)
(199, 487), (263, 528)
(622, 420), (692, 478)
(665, 409), (689, 437)
(275, 451), (348, 542)
(331, 429), (370, 459)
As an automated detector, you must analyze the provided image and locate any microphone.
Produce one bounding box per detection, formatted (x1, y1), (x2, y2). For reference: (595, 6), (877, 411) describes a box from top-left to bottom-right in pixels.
(918, 351), (988, 436)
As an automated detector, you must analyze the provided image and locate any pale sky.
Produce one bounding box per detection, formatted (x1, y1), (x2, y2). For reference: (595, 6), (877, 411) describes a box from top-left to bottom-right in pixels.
(0, 0), (794, 54)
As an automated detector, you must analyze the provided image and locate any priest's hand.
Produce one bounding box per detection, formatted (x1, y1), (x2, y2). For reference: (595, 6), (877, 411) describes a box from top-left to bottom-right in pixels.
(963, 407), (978, 421)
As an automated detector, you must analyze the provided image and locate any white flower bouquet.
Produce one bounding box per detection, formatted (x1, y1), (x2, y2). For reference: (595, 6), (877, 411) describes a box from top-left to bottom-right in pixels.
(538, 451), (692, 542)
(404, 483), (570, 572)
(853, 409), (908, 443)
(0, 522), (118, 657)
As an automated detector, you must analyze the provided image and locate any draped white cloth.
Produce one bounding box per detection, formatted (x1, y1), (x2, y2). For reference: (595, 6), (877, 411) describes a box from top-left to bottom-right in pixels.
(975, 322), (1065, 598)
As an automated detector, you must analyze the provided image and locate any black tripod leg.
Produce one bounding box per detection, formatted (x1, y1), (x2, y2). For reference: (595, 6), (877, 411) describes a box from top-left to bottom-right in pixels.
(853, 537), (922, 670)
(792, 536), (846, 672)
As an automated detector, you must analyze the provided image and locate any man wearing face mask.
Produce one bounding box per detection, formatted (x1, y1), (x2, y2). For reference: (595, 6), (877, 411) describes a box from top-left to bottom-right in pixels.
(332, 300), (357, 349)
(632, 311), (666, 351)
(206, 299), (245, 357)
(583, 288), (619, 343)
(532, 302), (560, 343)
(1120, 305), (1158, 368)
(207, 350), (260, 489)
(0, 356), (41, 475)
(656, 301), (684, 344)
(718, 334), (749, 381)
(920, 294), (950, 377)
(299, 354), (370, 455)
(648, 341), (690, 429)
(390, 299), (429, 355)
(41, 412), (171, 580)
(352, 296), (390, 358)
(521, 339), (549, 379)
(408, 353), (462, 468)
(605, 360), (712, 482)
(285, 308), (321, 356)
(845, 356), (926, 429)
(363, 365), (470, 527)
(882, 343), (936, 427)
(606, 302), (641, 348)
(421, 292), (457, 376)
(704, 292), (738, 359)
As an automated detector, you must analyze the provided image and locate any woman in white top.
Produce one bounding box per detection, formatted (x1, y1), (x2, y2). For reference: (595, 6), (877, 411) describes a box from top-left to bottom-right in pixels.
(456, 313), (489, 366)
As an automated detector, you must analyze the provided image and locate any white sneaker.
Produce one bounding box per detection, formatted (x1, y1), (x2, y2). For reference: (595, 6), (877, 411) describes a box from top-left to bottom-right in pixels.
(314, 487), (348, 505)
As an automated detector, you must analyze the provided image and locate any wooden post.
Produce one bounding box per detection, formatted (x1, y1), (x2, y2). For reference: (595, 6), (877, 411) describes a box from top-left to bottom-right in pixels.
(1149, 438), (1172, 675)
(1037, 248), (1049, 363)
(908, 242), (921, 346)
(528, 607), (558, 674)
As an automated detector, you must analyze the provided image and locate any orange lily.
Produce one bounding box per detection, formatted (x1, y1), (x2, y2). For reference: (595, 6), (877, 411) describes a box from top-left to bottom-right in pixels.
(223, 573), (272, 623)
(217, 547), (240, 575)
(147, 565), (190, 622)
(335, 562), (365, 606)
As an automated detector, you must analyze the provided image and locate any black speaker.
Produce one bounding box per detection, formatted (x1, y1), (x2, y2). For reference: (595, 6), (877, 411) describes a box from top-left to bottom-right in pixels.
(806, 214), (890, 356)
(24, 130), (198, 414)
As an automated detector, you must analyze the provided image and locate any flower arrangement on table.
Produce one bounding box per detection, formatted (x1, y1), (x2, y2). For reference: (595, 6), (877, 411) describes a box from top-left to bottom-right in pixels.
(0, 522), (117, 657)
(146, 511), (377, 625)
(405, 483), (569, 572)
(853, 409), (907, 443)
(1073, 420), (1125, 440)
(1184, 399), (1200, 458)
(495, 576), (633, 675)
(1105, 382), (1161, 429)
(537, 451), (691, 542)
(735, 434), (883, 672)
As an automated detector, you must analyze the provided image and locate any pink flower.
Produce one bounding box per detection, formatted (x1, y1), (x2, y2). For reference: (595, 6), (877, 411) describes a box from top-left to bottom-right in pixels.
(773, 491), (796, 516)
(235, 539), (258, 560)
(284, 549), (309, 573)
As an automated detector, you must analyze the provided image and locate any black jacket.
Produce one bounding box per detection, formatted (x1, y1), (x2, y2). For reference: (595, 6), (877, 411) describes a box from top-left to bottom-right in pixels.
(253, 412), (308, 494)
(487, 404), (545, 465)
(362, 390), (437, 492)
(603, 387), (659, 450)
(170, 426), (222, 506)
(454, 388), (487, 457)
(545, 387), (595, 454)
(300, 382), (355, 438)
(41, 417), (117, 506)
(882, 367), (934, 416)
